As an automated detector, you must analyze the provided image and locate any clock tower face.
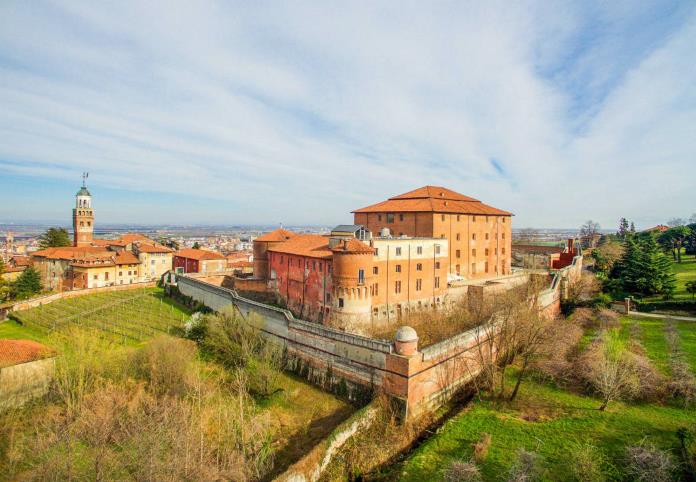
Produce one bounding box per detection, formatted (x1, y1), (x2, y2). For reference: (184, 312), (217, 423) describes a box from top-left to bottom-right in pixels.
(72, 185), (94, 247)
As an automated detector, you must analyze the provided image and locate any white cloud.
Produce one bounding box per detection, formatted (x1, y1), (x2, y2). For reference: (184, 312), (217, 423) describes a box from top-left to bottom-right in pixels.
(0, 0), (694, 227)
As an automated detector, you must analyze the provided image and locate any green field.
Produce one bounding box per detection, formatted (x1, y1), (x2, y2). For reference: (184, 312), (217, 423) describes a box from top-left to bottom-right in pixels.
(672, 255), (696, 300)
(8, 288), (190, 343)
(398, 315), (696, 481)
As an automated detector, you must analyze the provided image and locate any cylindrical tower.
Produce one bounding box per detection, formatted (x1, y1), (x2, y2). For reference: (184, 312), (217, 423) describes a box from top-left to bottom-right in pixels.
(331, 239), (375, 327)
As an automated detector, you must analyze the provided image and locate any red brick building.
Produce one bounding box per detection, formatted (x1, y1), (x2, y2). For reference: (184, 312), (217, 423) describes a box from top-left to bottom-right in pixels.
(173, 248), (227, 274)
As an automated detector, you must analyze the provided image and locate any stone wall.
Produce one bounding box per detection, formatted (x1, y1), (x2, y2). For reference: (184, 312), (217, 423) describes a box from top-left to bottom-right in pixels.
(0, 357), (55, 410)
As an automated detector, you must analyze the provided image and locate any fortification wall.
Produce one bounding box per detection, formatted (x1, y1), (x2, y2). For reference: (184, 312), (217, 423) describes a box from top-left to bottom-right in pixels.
(0, 357), (55, 409)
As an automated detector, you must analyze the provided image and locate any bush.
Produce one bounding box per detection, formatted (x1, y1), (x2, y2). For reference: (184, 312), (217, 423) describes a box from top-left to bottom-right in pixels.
(596, 309), (620, 329)
(624, 443), (675, 482)
(568, 443), (609, 482)
(507, 448), (544, 482)
(472, 433), (492, 462)
(130, 336), (197, 396)
(572, 308), (597, 329)
(444, 460), (482, 482)
(592, 293), (612, 308)
(633, 300), (696, 314)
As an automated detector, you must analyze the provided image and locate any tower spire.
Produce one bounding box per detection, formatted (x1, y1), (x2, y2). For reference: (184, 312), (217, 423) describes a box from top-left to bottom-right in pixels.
(82, 171), (89, 187)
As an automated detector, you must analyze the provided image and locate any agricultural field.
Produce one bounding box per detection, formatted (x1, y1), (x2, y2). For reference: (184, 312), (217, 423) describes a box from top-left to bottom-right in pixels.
(9, 288), (190, 343)
(397, 315), (696, 481)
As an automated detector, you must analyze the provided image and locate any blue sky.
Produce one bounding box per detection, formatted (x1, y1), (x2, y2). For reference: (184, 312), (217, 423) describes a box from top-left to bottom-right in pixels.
(1, 1), (695, 229)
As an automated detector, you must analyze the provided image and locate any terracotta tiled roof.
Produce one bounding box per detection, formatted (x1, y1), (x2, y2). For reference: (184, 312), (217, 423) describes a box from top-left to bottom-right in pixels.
(228, 260), (253, 268)
(32, 246), (110, 260)
(120, 233), (153, 244)
(353, 185), (512, 216)
(226, 251), (252, 261)
(92, 239), (127, 247)
(134, 242), (172, 254)
(0, 339), (54, 368)
(174, 248), (226, 261)
(10, 256), (31, 267)
(113, 251), (140, 265)
(330, 238), (375, 254)
(267, 234), (333, 259)
(3, 266), (25, 273)
(256, 229), (295, 242)
(643, 225), (670, 233)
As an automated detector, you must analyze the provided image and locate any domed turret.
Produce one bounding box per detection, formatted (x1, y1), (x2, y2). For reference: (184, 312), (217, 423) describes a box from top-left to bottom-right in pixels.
(395, 326), (418, 356)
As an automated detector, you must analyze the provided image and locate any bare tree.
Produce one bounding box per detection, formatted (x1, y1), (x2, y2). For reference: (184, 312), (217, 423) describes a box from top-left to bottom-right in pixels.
(667, 217), (686, 227)
(580, 220), (601, 248)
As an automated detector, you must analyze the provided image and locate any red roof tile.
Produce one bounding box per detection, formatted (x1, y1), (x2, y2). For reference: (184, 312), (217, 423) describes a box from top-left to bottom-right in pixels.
(256, 229), (296, 242)
(267, 234), (333, 259)
(174, 248), (226, 261)
(134, 242), (172, 254)
(113, 251), (140, 265)
(353, 185), (512, 216)
(32, 246), (111, 260)
(0, 339), (54, 368)
(330, 238), (375, 254)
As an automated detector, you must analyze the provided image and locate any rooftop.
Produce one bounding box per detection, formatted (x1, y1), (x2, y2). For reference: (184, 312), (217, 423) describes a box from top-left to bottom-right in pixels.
(267, 234), (333, 259)
(353, 185), (512, 216)
(174, 248), (226, 261)
(0, 340), (54, 368)
(256, 228), (296, 242)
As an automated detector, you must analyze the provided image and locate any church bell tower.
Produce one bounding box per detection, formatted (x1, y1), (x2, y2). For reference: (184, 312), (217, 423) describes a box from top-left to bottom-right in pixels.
(72, 173), (94, 247)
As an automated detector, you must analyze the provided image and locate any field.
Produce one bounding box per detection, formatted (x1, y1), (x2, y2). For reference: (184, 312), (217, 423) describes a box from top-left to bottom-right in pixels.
(397, 315), (696, 481)
(671, 254), (696, 300)
(9, 288), (190, 343)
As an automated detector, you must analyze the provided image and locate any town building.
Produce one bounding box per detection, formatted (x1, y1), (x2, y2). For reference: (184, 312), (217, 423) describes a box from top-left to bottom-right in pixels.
(31, 180), (173, 291)
(173, 248), (227, 274)
(352, 186), (512, 280)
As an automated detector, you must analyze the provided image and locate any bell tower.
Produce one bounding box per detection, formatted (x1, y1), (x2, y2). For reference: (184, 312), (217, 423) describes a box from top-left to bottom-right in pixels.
(72, 172), (94, 247)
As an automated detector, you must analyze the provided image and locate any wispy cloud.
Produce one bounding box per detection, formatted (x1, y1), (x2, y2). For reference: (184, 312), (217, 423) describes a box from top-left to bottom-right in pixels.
(0, 0), (694, 227)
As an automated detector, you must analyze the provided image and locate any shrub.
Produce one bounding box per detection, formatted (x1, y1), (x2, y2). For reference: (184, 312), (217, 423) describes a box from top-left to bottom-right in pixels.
(592, 293), (612, 308)
(568, 443), (608, 482)
(472, 433), (492, 462)
(624, 443), (675, 482)
(507, 448), (544, 482)
(130, 336), (197, 396)
(444, 460), (482, 482)
(596, 309), (619, 329)
(572, 308), (597, 328)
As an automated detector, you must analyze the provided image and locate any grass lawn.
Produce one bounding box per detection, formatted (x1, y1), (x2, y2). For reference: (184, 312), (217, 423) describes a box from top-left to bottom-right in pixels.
(10, 288), (191, 343)
(671, 254), (696, 300)
(398, 316), (696, 481)
(399, 373), (695, 481)
(0, 319), (47, 342)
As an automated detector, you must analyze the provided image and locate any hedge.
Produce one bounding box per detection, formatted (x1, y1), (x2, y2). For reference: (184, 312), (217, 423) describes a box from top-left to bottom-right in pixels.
(633, 299), (696, 313)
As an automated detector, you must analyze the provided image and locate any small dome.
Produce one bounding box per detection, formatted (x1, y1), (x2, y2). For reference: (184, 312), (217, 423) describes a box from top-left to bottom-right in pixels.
(76, 186), (91, 196)
(395, 326), (418, 342)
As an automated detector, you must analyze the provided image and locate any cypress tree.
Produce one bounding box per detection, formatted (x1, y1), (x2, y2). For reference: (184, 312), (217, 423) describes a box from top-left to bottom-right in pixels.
(12, 267), (42, 299)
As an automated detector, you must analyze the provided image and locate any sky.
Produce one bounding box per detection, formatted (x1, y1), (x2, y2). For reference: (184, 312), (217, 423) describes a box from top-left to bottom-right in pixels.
(1, 1), (695, 229)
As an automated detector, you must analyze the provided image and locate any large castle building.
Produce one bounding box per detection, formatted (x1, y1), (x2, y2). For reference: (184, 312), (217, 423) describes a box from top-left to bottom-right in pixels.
(246, 186), (512, 329)
(31, 180), (173, 291)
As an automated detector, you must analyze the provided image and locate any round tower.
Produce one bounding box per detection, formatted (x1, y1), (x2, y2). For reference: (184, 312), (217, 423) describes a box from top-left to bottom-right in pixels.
(72, 177), (94, 247)
(331, 239), (376, 327)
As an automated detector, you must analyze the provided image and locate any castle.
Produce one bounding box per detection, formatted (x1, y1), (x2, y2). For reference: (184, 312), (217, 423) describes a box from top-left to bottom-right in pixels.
(31, 179), (173, 291)
(241, 186), (514, 328)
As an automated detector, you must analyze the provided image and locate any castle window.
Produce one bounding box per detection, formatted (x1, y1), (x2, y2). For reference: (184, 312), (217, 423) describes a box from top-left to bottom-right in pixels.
(472, 249), (476, 257)
(395, 247), (402, 256)
(374, 283), (378, 295)
(502, 233), (506, 239)
(471, 263), (476, 274)
(441, 214), (445, 222)
(373, 266), (378, 275)
(326, 293), (331, 303)
(486, 216), (489, 223)
(93, 274), (98, 280)
(378, 214), (382, 221)
(374, 248), (379, 256)
(387, 213), (395, 223)
(338, 298), (344, 308)
(87, 222), (91, 227)
(485, 248), (489, 256)
(456, 233), (460, 241)
(416, 246), (423, 255)
(80, 221), (84, 227)
(472, 233), (476, 240)
(358, 269), (365, 285)
(485, 233), (489, 240)
(502, 217), (506, 223)
(485, 261), (489, 273)
(473, 216), (477, 222)
(395, 264), (401, 273)
(456, 264), (460, 274)
(319, 262), (323, 272)
(456, 249), (461, 258)
(313, 261), (316, 271)
(502, 248), (506, 255)
(435, 261), (441, 269)
(457, 215), (460, 221)
(434, 276), (440, 288)
(416, 279), (422, 291)
(416, 263), (422, 271)
(119, 271), (122, 276)
(399, 214), (404, 221)
(395, 280), (402, 293)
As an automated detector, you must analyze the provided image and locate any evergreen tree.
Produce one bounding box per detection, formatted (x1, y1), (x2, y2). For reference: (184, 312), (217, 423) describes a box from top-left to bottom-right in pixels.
(38, 227), (71, 248)
(611, 234), (675, 298)
(11, 266), (42, 299)
(629, 221), (635, 234)
(618, 218), (629, 239)
(192, 242), (201, 249)
(0, 258), (9, 302)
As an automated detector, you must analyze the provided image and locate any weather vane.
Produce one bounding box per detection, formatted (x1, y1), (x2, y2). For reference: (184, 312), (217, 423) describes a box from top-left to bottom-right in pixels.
(82, 171), (89, 187)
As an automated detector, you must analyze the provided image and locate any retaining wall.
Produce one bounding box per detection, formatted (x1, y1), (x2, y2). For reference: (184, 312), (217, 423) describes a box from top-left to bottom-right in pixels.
(0, 357), (55, 410)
